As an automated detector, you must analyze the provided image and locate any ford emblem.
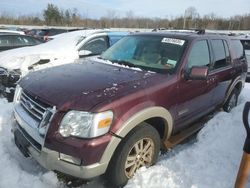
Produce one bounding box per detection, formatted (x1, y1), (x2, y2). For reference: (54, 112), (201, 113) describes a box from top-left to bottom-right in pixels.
(25, 100), (34, 110)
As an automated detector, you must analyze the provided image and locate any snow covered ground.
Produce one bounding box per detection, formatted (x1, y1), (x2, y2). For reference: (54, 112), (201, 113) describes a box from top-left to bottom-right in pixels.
(0, 84), (250, 188)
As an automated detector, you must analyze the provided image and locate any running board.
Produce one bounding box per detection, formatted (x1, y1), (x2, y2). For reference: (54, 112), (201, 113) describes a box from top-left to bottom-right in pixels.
(163, 116), (212, 149)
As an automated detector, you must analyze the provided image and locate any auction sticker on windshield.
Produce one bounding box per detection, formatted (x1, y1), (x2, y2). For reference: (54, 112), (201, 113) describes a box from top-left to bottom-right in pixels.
(161, 38), (185, 46)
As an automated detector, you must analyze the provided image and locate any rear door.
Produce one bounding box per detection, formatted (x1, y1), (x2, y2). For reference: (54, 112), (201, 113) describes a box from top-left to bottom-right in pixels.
(209, 39), (237, 105)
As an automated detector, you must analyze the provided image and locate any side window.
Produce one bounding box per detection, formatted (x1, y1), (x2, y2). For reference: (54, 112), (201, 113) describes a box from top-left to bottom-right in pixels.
(241, 40), (250, 50)
(12, 36), (27, 46)
(80, 36), (108, 55)
(23, 36), (37, 45)
(188, 40), (210, 69)
(211, 39), (229, 69)
(0, 36), (12, 47)
(231, 39), (244, 59)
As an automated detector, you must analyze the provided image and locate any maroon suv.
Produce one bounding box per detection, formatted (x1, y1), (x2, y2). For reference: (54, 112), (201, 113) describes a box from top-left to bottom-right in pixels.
(12, 32), (247, 186)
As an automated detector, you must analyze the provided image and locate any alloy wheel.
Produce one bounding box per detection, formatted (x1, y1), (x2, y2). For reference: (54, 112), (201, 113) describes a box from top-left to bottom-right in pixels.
(124, 138), (154, 178)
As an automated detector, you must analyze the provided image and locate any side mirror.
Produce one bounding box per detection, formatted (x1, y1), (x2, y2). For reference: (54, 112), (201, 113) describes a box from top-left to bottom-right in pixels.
(187, 66), (209, 80)
(78, 50), (92, 58)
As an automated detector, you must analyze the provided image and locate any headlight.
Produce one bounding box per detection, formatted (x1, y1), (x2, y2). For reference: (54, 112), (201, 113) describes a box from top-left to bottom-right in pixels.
(59, 110), (113, 138)
(13, 85), (22, 103)
(0, 67), (8, 76)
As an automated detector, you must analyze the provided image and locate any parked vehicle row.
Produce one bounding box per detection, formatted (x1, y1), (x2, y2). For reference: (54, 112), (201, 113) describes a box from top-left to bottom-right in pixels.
(11, 30), (247, 187)
(25, 28), (82, 41)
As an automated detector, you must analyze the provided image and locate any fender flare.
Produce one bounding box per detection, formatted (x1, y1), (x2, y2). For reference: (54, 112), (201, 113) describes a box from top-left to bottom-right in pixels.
(223, 76), (243, 105)
(99, 106), (173, 165)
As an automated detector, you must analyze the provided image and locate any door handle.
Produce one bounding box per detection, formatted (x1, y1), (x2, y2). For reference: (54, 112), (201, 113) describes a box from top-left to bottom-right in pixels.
(230, 70), (236, 74)
(207, 77), (215, 84)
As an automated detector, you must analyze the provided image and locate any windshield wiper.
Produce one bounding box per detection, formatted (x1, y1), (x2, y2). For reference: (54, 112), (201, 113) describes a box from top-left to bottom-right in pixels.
(110, 60), (137, 68)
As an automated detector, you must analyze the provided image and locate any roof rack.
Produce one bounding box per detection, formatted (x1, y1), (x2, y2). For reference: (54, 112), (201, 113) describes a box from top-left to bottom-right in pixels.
(152, 28), (206, 35)
(153, 28), (236, 36)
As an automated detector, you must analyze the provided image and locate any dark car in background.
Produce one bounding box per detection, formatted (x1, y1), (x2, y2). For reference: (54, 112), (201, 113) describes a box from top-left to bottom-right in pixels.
(0, 33), (43, 52)
(26, 28), (80, 41)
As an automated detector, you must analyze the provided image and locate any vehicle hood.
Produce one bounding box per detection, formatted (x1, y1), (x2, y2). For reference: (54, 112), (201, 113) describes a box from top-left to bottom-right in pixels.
(19, 59), (156, 111)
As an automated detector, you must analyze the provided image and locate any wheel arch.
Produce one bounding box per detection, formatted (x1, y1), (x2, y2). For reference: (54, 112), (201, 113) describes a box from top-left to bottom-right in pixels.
(100, 106), (173, 165)
(223, 76), (244, 105)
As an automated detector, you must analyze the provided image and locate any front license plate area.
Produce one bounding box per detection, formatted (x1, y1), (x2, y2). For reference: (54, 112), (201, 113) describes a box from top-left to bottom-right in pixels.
(14, 130), (30, 157)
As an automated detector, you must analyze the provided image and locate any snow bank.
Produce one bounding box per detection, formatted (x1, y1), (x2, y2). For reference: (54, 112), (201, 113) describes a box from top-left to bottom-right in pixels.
(0, 84), (250, 188)
(0, 99), (58, 188)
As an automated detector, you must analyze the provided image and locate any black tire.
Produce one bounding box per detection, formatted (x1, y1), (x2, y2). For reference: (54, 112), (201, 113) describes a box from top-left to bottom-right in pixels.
(223, 88), (239, 112)
(107, 123), (160, 187)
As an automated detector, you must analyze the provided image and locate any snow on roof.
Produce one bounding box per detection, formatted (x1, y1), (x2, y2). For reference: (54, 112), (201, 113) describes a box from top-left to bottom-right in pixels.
(0, 29), (24, 35)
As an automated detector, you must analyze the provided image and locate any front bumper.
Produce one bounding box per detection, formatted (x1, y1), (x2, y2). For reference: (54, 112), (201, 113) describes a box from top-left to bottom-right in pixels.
(12, 121), (108, 179)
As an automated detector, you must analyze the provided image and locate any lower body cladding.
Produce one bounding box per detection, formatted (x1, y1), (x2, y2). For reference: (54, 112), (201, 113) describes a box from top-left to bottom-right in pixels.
(12, 108), (110, 179)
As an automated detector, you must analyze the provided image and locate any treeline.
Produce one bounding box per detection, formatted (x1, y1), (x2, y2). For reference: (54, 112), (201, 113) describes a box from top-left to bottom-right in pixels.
(0, 4), (250, 30)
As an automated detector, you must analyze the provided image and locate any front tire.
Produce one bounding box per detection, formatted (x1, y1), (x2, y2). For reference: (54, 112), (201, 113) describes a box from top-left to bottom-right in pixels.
(107, 123), (160, 187)
(223, 88), (239, 112)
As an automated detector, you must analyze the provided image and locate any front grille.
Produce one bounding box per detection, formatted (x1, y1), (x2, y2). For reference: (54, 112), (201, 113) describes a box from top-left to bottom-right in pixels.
(19, 90), (54, 135)
(20, 91), (50, 122)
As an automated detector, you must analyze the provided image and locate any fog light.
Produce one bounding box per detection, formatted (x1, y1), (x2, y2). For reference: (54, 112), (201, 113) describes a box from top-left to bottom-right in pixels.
(59, 153), (81, 165)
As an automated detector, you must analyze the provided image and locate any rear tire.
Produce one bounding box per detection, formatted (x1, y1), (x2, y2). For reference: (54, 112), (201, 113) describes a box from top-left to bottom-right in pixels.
(223, 88), (239, 112)
(107, 123), (160, 187)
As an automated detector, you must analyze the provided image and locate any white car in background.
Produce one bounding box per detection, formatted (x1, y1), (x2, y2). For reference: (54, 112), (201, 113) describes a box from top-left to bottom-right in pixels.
(238, 35), (250, 81)
(0, 29), (25, 35)
(0, 29), (128, 101)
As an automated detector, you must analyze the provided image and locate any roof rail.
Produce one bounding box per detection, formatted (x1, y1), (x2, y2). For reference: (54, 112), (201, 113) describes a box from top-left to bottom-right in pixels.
(195, 29), (205, 34)
(152, 29), (237, 36)
(152, 28), (206, 35)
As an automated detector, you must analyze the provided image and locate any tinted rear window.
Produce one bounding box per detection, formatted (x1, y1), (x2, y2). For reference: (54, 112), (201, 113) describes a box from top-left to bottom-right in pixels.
(231, 40), (244, 59)
(211, 39), (230, 69)
(240, 40), (250, 50)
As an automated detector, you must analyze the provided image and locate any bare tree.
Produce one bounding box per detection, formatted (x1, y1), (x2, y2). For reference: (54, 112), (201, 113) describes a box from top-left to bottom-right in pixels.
(183, 6), (199, 29)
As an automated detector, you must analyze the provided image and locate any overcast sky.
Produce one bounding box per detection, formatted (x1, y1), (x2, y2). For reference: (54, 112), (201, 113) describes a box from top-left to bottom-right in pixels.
(0, 0), (249, 18)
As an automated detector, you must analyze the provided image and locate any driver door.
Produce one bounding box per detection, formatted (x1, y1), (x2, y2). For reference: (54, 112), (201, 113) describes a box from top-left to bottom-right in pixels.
(174, 39), (215, 132)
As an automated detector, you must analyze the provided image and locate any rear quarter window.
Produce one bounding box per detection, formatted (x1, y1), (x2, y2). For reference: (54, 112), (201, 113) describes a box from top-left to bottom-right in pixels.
(240, 40), (250, 50)
(231, 39), (244, 59)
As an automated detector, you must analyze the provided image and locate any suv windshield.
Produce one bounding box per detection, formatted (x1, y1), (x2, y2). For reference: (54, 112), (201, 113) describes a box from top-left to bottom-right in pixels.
(101, 35), (186, 73)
